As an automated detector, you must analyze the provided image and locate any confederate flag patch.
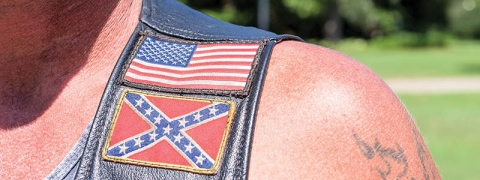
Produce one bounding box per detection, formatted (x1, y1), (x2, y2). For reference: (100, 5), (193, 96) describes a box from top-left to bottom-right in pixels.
(102, 89), (235, 174)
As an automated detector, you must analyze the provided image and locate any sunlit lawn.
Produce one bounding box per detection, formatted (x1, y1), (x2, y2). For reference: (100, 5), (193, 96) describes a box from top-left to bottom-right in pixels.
(330, 40), (480, 78)
(400, 93), (480, 180)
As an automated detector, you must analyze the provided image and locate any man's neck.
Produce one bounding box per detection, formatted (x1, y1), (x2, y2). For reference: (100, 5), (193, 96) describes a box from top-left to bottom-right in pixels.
(0, 0), (142, 128)
(0, 0), (142, 179)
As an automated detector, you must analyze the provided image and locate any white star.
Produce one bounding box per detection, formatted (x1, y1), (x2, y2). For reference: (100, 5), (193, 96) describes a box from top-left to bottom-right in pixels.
(184, 143), (195, 153)
(173, 134), (184, 143)
(195, 155), (206, 165)
(163, 125), (173, 135)
(149, 131), (158, 141)
(154, 114), (163, 124)
(133, 137), (144, 147)
(178, 118), (188, 127)
(145, 107), (154, 116)
(135, 98), (144, 107)
(193, 113), (202, 121)
(118, 143), (128, 154)
(209, 106), (218, 115)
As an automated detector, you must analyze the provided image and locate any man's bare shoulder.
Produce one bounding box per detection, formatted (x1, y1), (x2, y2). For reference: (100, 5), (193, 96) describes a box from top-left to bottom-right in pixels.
(261, 40), (405, 123)
(249, 41), (439, 179)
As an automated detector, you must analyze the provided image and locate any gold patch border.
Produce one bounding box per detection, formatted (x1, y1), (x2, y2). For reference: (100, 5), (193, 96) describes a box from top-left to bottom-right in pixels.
(101, 89), (236, 174)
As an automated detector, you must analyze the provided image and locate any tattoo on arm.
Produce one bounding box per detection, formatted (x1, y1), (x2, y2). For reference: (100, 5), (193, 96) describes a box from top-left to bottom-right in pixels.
(353, 131), (438, 180)
(412, 128), (437, 180)
(353, 132), (408, 180)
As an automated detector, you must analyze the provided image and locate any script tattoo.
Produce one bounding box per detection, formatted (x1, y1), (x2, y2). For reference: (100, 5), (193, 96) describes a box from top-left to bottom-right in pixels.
(353, 132), (408, 180)
(412, 128), (437, 180)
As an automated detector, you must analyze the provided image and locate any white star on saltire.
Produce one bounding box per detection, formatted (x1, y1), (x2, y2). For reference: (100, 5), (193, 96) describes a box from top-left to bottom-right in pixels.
(135, 98), (144, 107)
(209, 106), (218, 115)
(154, 114), (162, 124)
(193, 112), (202, 121)
(149, 131), (158, 141)
(145, 107), (154, 116)
(119, 143), (128, 154)
(173, 134), (184, 143)
(163, 125), (172, 135)
(195, 155), (206, 165)
(185, 143), (195, 153)
(133, 137), (144, 147)
(178, 118), (188, 127)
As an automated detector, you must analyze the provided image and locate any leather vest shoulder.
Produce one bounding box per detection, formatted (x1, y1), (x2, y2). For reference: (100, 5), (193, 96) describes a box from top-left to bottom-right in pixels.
(74, 0), (301, 179)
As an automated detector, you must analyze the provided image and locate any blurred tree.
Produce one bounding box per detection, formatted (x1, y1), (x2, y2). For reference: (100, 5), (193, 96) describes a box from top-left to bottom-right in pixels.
(277, 0), (402, 40)
(178, 0), (480, 41)
(400, 0), (450, 32)
(179, 0), (401, 39)
(178, 0), (255, 25)
(448, 0), (480, 38)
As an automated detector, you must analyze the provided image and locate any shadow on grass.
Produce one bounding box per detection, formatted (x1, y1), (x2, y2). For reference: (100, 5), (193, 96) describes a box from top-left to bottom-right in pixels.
(461, 63), (480, 74)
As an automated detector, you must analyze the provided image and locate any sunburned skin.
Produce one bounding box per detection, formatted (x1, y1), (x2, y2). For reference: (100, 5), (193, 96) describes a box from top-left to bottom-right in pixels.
(0, 1), (440, 179)
(249, 41), (439, 179)
(0, 0), (142, 179)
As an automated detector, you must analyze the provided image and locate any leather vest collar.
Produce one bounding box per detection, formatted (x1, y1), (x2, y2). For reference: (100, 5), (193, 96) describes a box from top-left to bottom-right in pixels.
(73, 0), (301, 179)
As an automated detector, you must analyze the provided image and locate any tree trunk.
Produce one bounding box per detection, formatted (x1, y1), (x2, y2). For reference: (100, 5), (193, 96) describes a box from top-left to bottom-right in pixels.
(222, 0), (234, 7)
(323, 2), (343, 41)
(257, 0), (270, 30)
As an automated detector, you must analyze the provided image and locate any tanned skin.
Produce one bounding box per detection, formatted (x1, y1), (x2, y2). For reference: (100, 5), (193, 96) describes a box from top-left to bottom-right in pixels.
(0, 1), (440, 179)
(249, 42), (439, 179)
(0, 0), (142, 178)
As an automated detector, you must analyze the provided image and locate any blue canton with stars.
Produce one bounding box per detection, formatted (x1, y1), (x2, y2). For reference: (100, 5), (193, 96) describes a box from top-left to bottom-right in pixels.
(106, 92), (231, 169)
(135, 37), (197, 68)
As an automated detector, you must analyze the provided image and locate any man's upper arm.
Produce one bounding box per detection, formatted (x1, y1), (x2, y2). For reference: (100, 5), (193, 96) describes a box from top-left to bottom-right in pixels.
(249, 41), (440, 179)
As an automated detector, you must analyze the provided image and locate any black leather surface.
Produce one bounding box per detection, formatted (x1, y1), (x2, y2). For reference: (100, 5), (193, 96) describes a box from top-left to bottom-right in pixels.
(74, 0), (302, 179)
(141, 0), (278, 41)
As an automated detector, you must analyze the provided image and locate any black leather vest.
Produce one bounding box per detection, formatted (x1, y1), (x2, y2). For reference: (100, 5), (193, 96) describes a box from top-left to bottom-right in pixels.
(73, 0), (301, 179)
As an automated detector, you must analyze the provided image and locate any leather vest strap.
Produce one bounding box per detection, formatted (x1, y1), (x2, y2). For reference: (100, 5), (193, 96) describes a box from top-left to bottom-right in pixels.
(74, 0), (301, 179)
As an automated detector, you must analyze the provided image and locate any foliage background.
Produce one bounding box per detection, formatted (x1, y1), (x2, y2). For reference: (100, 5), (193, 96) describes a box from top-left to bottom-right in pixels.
(179, 0), (480, 46)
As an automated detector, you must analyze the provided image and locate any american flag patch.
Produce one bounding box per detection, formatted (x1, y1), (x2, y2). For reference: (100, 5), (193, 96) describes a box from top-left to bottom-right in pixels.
(124, 36), (261, 92)
(102, 90), (235, 174)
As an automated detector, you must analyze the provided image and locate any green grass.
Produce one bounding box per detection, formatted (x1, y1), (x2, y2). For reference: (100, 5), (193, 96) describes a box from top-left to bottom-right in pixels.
(399, 93), (480, 180)
(328, 40), (480, 78)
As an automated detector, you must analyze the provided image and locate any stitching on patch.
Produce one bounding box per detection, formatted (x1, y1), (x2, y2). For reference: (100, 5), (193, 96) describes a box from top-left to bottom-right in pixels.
(241, 40), (268, 96)
(118, 35), (148, 86)
(101, 89), (236, 174)
(120, 31), (266, 97)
